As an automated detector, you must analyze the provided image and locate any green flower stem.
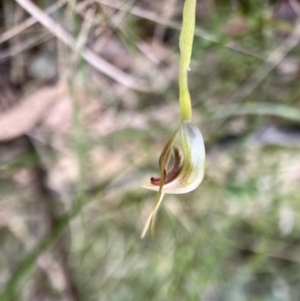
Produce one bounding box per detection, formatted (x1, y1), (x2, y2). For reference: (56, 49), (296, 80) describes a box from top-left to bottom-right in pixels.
(179, 0), (196, 122)
(141, 0), (200, 238)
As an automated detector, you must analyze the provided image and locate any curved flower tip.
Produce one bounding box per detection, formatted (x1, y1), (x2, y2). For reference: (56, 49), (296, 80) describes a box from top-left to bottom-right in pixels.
(144, 121), (205, 194)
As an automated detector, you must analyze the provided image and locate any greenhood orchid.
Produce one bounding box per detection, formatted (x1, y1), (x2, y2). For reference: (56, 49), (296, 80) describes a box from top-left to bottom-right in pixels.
(144, 121), (205, 194)
(141, 0), (205, 238)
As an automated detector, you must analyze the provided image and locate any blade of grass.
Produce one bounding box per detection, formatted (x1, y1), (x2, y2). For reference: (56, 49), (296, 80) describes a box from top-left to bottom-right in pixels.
(211, 102), (300, 122)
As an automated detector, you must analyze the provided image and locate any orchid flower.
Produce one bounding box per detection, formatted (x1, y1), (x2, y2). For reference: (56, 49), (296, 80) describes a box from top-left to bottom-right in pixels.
(141, 0), (205, 238)
(143, 122), (205, 194)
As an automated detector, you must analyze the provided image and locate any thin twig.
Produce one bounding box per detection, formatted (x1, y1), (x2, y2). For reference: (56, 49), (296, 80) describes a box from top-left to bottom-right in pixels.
(0, 32), (52, 62)
(289, 0), (300, 18)
(72, 7), (96, 65)
(210, 19), (300, 125)
(93, 0), (135, 54)
(98, 0), (163, 65)
(0, 0), (68, 44)
(14, 0), (152, 92)
(96, 0), (266, 60)
(152, 0), (176, 45)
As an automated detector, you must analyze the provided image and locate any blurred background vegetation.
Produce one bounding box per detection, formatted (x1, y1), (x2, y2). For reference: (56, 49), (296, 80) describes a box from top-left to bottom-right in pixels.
(1, 0), (300, 300)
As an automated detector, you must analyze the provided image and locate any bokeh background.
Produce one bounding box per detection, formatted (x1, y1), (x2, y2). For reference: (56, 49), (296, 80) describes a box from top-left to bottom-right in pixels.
(1, 0), (300, 300)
